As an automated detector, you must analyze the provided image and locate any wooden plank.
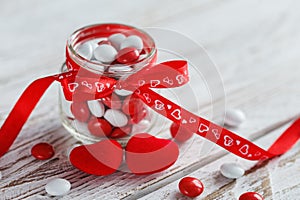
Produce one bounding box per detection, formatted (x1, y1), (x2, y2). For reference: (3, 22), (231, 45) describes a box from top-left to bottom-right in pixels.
(140, 122), (300, 200)
(1, 0), (300, 199)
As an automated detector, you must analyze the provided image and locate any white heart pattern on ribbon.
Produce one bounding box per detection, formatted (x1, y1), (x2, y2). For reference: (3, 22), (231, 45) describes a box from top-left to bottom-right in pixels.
(198, 123), (209, 133)
(68, 83), (79, 92)
(154, 100), (165, 111)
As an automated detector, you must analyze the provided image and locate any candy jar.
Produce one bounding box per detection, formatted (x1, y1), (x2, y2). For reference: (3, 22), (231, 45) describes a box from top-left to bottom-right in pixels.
(59, 24), (157, 146)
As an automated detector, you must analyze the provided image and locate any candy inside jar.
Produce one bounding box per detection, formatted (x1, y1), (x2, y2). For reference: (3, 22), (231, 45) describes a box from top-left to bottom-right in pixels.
(59, 24), (157, 146)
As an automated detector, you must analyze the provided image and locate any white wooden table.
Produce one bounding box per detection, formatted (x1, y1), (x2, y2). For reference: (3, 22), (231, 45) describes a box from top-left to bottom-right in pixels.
(1, 0), (300, 199)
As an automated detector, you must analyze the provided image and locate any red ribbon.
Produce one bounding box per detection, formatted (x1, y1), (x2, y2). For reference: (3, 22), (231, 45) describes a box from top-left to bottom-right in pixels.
(0, 25), (299, 163)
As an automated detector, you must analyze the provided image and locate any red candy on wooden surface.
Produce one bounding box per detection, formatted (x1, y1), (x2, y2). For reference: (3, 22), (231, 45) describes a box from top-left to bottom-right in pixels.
(178, 177), (204, 198)
(88, 117), (112, 137)
(170, 122), (193, 142)
(125, 133), (179, 175)
(69, 139), (123, 176)
(116, 47), (140, 64)
(71, 102), (90, 122)
(31, 143), (55, 160)
(239, 192), (264, 200)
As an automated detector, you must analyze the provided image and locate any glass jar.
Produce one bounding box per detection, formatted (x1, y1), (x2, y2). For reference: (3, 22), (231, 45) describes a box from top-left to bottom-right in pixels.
(59, 24), (157, 146)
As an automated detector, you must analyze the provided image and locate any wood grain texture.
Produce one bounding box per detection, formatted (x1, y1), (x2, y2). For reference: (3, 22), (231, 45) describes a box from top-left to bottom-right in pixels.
(0, 0), (300, 199)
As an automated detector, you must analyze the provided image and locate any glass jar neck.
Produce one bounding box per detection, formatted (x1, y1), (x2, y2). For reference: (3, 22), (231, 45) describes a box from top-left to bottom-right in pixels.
(66, 23), (157, 79)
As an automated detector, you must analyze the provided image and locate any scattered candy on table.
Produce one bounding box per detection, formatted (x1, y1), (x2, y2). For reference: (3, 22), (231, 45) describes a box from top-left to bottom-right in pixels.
(239, 192), (264, 200)
(224, 109), (246, 127)
(220, 162), (245, 179)
(178, 177), (204, 198)
(31, 143), (55, 160)
(45, 178), (71, 196)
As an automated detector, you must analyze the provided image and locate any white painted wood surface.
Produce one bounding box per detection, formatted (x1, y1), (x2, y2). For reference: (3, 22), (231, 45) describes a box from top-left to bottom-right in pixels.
(0, 0), (300, 199)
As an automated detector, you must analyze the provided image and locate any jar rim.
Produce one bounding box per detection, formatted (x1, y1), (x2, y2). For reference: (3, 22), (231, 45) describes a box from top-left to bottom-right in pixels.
(67, 23), (157, 75)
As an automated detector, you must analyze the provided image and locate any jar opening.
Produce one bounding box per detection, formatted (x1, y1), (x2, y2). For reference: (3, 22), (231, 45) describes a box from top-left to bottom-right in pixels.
(67, 23), (157, 76)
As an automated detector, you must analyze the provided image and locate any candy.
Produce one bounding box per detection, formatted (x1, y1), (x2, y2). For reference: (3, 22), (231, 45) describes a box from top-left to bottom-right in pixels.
(170, 122), (193, 142)
(101, 93), (122, 109)
(122, 95), (143, 115)
(120, 35), (143, 51)
(71, 102), (90, 122)
(77, 42), (93, 60)
(178, 177), (204, 198)
(93, 44), (117, 63)
(45, 178), (71, 196)
(87, 100), (105, 117)
(220, 163), (245, 179)
(114, 89), (133, 97)
(239, 192), (264, 200)
(88, 117), (112, 137)
(110, 126), (132, 138)
(224, 109), (246, 127)
(130, 108), (147, 124)
(116, 47), (140, 64)
(31, 143), (55, 160)
(104, 109), (128, 127)
(108, 33), (126, 50)
(126, 133), (179, 174)
(69, 139), (123, 175)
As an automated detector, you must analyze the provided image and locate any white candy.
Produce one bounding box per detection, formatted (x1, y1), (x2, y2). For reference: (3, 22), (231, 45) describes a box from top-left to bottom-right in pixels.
(114, 89), (133, 96)
(77, 42), (93, 60)
(224, 109), (246, 127)
(45, 178), (71, 196)
(108, 33), (126, 50)
(220, 163), (245, 179)
(120, 35), (143, 51)
(87, 100), (105, 117)
(61, 99), (74, 119)
(104, 109), (128, 127)
(94, 44), (117, 63)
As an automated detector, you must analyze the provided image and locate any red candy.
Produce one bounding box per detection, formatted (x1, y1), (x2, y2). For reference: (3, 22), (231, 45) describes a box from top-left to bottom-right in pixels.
(69, 139), (123, 175)
(101, 93), (122, 109)
(116, 47), (140, 64)
(239, 192), (264, 200)
(126, 133), (179, 174)
(88, 117), (112, 137)
(122, 95), (144, 115)
(31, 143), (55, 160)
(110, 126), (132, 138)
(130, 108), (147, 124)
(170, 123), (193, 142)
(71, 102), (90, 122)
(179, 177), (204, 198)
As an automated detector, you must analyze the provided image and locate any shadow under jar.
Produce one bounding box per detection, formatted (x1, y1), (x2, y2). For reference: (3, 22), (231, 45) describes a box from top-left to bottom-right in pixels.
(59, 24), (157, 146)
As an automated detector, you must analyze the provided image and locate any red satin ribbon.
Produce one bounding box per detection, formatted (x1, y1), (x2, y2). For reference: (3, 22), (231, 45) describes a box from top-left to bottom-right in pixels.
(0, 57), (299, 161)
(0, 24), (299, 162)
